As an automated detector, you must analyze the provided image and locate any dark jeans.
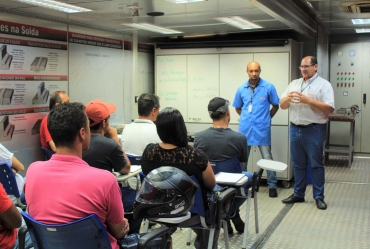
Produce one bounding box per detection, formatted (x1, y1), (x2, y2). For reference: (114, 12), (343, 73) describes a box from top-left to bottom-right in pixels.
(246, 145), (278, 189)
(290, 123), (326, 199)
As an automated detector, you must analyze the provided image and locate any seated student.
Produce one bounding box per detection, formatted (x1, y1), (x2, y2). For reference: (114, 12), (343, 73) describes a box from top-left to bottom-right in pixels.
(120, 93), (162, 229)
(0, 183), (32, 249)
(141, 107), (218, 249)
(25, 102), (164, 249)
(40, 91), (70, 152)
(0, 143), (25, 205)
(121, 93), (161, 156)
(194, 97), (253, 234)
(82, 99), (131, 175)
(0, 183), (22, 249)
(82, 100), (140, 233)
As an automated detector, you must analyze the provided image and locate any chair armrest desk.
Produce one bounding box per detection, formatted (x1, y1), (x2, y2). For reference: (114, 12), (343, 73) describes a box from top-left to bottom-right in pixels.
(115, 168), (142, 182)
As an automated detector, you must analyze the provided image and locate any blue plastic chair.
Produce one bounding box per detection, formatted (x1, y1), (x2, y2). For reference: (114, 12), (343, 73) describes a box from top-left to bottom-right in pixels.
(210, 157), (251, 193)
(181, 175), (216, 249)
(41, 147), (55, 160)
(119, 154), (142, 213)
(139, 171), (146, 182)
(181, 176), (236, 249)
(0, 164), (26, 209)
(210, 157), (263, 249)
(126, 154), (141, 165)
(19, 212), (111, 249)
(18, 212), (171, 249)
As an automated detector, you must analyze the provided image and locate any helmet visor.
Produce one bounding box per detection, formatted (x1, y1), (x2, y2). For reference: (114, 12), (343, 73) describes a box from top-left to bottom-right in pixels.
(136, 178), (176, 204)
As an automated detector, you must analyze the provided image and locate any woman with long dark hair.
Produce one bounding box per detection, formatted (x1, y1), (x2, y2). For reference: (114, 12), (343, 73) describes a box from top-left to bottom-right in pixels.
(141, 107), (215, 190)
(141, 107), (217, 249)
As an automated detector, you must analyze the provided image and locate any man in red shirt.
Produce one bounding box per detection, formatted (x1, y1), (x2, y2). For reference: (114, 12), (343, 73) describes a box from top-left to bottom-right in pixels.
(0, 183), (22, 249)
(39, 91), (70, 151)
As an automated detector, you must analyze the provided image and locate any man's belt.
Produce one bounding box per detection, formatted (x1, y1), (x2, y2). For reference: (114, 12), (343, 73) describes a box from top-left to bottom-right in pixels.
(291, 122), (317, 128)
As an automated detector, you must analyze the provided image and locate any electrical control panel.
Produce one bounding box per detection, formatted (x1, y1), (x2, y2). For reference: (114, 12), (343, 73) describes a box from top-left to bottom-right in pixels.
(330, 43), (363, 151)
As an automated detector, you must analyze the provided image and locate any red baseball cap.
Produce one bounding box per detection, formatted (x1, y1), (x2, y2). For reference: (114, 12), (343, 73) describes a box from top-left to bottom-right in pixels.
(85, 100), (116, 127)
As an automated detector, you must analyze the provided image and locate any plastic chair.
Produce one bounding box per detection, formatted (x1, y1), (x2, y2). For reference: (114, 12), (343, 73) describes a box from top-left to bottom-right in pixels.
(139, 170), (236, 249)
(0, 164), (26, 209)
(126, 154), (141, 165)
(18, 212), (172, 249)
(119, 154), (142, 214)
(114, 154), (143, 234)
(182, 176), (236, 249)
(210, 157), (261, 249)
(41, 147), (55, 160)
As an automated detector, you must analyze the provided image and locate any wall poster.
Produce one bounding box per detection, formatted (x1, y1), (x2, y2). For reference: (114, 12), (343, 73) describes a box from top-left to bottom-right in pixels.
(0, 19), (68, 167)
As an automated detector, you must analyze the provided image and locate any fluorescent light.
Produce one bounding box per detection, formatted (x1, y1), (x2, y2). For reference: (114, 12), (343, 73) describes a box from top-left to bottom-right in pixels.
(352, 19), (370, 25)
(214, 16), (262, 30)
(356, 28), (370, 33)
(123, 23), (183, 34)
(12, 0), (92, 13)
(167, 0), (206, 3)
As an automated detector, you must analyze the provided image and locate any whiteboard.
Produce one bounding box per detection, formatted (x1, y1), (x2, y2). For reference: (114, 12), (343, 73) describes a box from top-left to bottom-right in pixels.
(220, 53), (254, 124)
(254, 53), (289, 125)
(156, 55), (187, 120)
(69, 43), (124, 124)
(187, 54), (219, 123)
(155, 52), (290, 125)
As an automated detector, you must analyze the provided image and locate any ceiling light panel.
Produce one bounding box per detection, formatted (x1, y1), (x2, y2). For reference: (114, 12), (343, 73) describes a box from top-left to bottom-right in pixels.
(167, 0), (206, 3)
(214, 16), (262, 30)
(352, 19), (370, 25)
(356, 28), (370, 33)
(123, 23), (183, 34)
(12, 0), (92, 13)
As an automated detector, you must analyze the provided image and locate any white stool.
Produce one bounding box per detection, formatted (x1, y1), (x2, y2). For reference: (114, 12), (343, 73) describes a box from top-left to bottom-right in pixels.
(257, 159), (287, 172)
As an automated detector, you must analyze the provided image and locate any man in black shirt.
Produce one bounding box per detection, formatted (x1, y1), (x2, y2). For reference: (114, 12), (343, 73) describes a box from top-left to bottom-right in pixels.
(194, 97), (252, 234)
(82, 100), (145, 234)
(82, 99), (130, 174)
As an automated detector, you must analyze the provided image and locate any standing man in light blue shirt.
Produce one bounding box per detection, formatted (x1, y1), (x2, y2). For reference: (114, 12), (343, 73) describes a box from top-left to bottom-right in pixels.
(233, 61), (280, 198)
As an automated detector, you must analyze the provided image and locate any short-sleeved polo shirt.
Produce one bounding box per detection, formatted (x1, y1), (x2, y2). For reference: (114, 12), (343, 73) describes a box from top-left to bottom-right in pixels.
(233, 78), (280, 146)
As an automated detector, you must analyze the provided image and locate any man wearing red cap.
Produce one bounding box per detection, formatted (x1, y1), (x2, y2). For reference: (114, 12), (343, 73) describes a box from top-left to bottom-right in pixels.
(83, 100), (142, 233)
(82, 99), (131, 175)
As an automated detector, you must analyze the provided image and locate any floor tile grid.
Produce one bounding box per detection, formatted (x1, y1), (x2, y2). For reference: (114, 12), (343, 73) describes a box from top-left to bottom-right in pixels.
(262, 183), (370, 249)
(146, 186), (291, 249)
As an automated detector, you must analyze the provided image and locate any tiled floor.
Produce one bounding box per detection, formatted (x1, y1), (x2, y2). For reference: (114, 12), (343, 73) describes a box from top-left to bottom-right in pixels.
(146, 154), (370, 249)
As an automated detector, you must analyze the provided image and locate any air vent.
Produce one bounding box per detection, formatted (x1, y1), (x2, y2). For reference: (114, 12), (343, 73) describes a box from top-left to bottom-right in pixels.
(341, 1), (370, 13)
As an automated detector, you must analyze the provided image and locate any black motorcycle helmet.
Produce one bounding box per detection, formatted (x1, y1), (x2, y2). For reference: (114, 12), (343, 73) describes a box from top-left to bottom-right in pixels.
(133, 166), (199, 219)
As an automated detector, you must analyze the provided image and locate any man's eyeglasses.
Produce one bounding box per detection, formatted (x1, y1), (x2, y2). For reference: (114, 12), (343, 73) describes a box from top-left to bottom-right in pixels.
(299, 65), (314, 70)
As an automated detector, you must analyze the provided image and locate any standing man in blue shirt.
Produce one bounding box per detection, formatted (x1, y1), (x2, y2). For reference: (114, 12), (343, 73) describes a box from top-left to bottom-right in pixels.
(233, 61), (280, 197)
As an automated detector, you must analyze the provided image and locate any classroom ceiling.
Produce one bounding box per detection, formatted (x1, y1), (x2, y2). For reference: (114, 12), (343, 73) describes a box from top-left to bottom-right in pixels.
(0, 0), (369, 41)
